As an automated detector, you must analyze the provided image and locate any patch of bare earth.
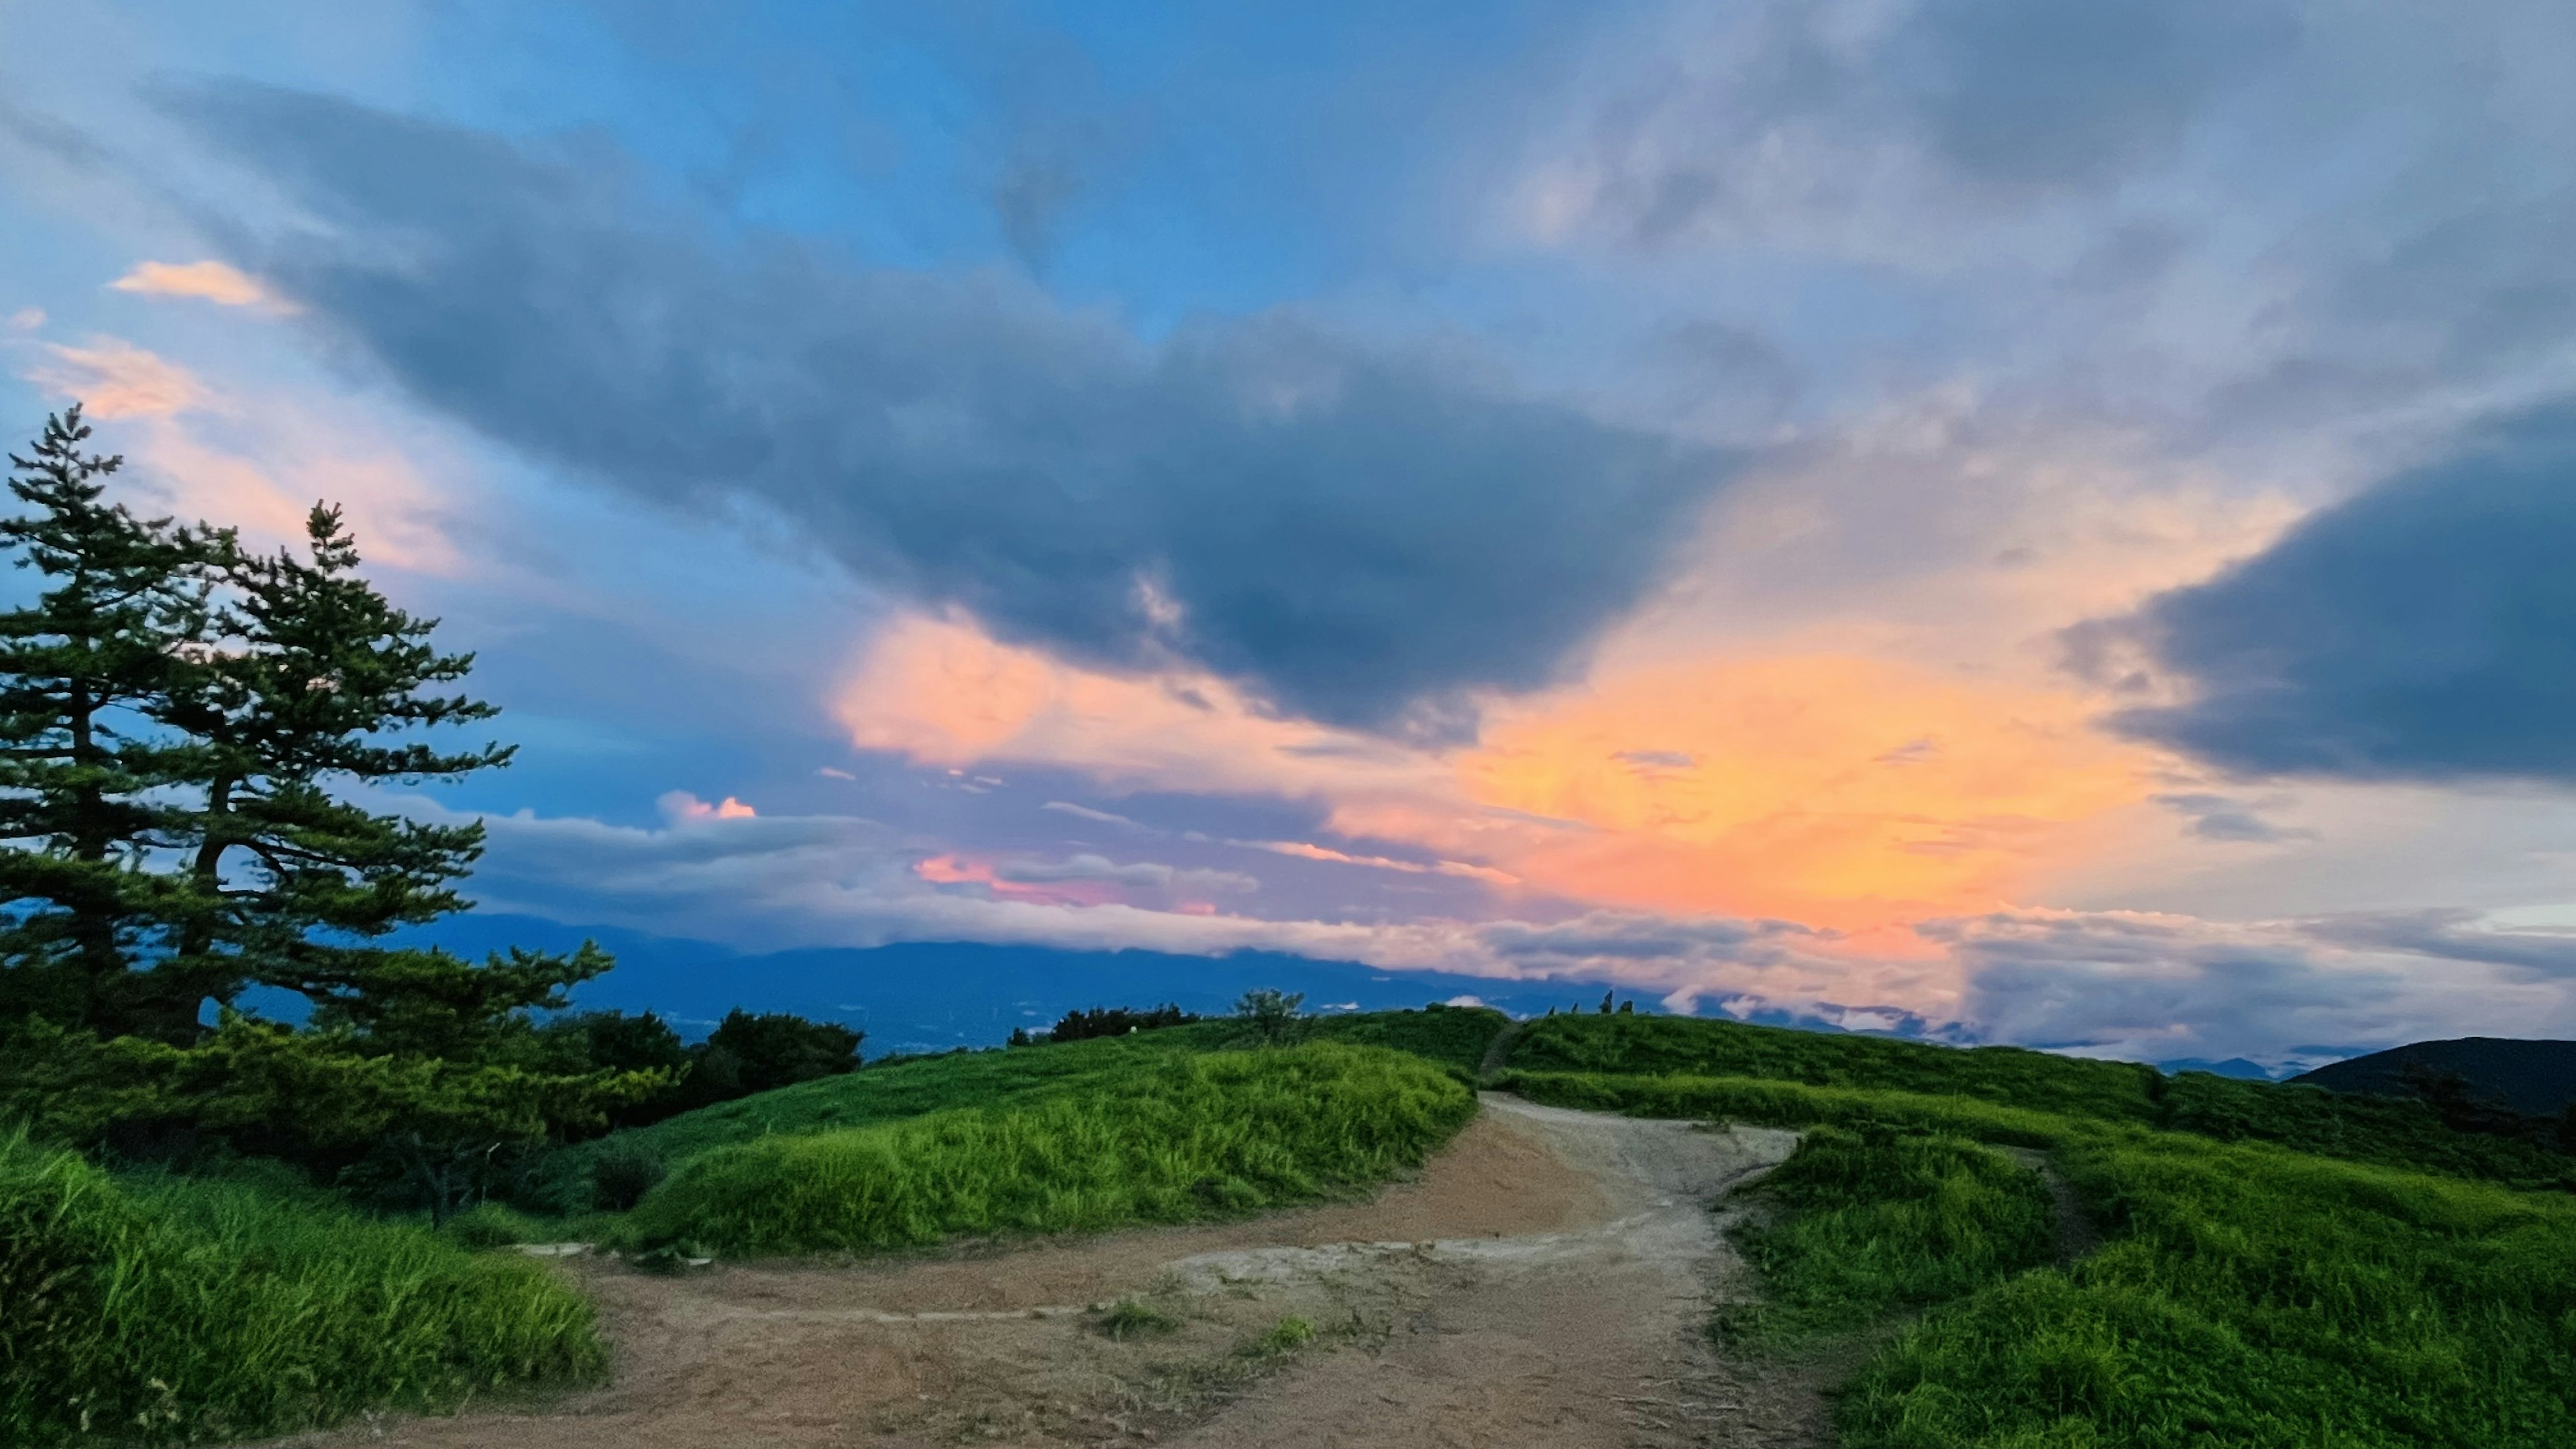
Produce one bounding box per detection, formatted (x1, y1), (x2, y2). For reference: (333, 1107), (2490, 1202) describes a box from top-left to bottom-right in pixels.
(274, 1095), (1824, 1448)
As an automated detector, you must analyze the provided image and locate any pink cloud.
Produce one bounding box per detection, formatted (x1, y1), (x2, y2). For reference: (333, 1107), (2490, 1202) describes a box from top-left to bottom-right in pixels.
(109, 260), (291, 311)
(26, 337), (207, 418)
(660, 791), (757, 821)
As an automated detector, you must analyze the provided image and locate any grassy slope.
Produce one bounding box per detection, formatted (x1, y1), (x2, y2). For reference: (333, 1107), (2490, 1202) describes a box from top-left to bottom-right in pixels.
(1503, 1016), (2576, 1448)
(1, 1132), (603, 1447)
(1510, 1012), (2571, 1184)
(1718, 1124), (2056, 1345)
(544, 1006), (1505, 1197)
(618, 1042), (1476, 1254)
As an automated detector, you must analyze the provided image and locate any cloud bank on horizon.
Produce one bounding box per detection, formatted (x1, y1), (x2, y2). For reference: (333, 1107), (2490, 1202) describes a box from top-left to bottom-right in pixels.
(5, 0), (2575, 1067)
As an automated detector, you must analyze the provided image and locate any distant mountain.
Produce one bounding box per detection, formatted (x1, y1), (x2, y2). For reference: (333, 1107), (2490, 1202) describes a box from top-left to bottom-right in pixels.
(2290, 1037), (2576, 1117)
(388, 914), (1639, 1057)
(2157, 1057), (2281, 1081)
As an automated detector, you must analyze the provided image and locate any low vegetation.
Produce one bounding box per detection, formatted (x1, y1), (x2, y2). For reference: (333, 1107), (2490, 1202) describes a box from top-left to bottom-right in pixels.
(1500, 1014), (2576, 1448)
(1717, 1124), (2055, 1345)
(616, 1042), (1474, 1254)
(0, 1132), (603, 1446)
(1842, 1132), (2576, 1449)
(1509, 1012), (2574, 1185)
(535, 1002), (1507, 1210)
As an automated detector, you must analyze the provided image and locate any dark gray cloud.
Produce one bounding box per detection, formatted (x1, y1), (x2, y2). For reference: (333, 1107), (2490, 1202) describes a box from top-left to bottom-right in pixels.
(1568, 0), (2301, 245)
(2090, 402), (2576, 781)
(2149, 792), (2312, 844)
(1894, 0), (2300, 188)
(2297, 909), (2576, 980)
(168, 84), (1728, 738)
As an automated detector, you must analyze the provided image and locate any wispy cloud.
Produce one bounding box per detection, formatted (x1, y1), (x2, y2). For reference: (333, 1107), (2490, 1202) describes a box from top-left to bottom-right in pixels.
(25, 336), (205, 417)
(109, 259), (292, 311)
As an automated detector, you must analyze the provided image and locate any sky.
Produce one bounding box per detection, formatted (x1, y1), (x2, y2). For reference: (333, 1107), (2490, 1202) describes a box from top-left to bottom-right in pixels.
(6, 0), (2576, 1069)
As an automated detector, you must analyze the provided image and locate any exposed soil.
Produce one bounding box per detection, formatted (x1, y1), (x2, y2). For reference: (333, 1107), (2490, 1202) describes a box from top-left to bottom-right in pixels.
(274, 1096), (1825, 1448)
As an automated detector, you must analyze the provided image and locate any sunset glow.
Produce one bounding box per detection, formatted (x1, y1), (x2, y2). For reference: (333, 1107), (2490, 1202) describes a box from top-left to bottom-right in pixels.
(11, 0), (2576, 1067)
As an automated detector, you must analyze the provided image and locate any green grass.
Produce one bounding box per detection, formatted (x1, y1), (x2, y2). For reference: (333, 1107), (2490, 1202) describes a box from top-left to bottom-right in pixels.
(1508, 1014), (2571, 1184)
(1719, 1124), (2056, 1345)
(1303, 1004), (1507, 1075)
(1, 1130), (604, 1446)
(1513, 1012), (2159, 1120)
(533, 1007), (1505, 1212)
(1499, 1015), (2576, 1447)
(1842, 1132), (2576, 1448)
(615, 1042), (1474, 1255)
(1095, 1299), (1182, 1340)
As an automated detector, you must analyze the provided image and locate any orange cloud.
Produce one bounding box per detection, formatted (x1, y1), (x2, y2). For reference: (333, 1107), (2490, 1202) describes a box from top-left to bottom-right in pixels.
(1446, 653), (2152, 929)
(109, 260), (290, 311)
(837, 614), (1447, 802)
(838, 613), (2157, 932)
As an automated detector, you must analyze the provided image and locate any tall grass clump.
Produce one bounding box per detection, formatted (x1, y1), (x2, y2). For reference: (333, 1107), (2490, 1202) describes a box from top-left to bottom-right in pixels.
(1839, 1134), (2576, 1449)
(1, 1131), (604, 1446)
(619, 1043), (1472, 1255)
(1721, 1124), (2055, 1345)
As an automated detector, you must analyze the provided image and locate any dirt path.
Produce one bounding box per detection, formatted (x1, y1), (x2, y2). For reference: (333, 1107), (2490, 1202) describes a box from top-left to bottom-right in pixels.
(281, 1096), (1815, 1448)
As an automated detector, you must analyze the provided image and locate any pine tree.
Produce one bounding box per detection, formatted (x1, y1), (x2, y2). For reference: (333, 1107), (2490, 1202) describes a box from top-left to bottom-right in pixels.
(164, 502), (512, 1026)
(0, 407), (221, 1040)
(0, 407), (660, 1209)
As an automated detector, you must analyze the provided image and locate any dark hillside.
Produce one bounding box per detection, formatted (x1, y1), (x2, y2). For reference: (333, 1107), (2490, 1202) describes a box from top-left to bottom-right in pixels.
(2293, 1036), (2576, 1116)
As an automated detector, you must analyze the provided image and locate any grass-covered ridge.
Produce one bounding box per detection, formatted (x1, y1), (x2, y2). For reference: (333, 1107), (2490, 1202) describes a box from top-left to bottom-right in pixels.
(1501, 1015), (2576, 1448)
(1, 1132), (603, 1446)
(537, 1006), (1505, 1208)
(617, 1041), (1476, 1255)
(1509, 1012), (2573, 1184)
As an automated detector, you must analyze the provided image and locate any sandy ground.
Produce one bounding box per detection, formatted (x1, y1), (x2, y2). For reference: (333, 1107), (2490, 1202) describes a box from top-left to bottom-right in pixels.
(278, 1095), (1821, 1448)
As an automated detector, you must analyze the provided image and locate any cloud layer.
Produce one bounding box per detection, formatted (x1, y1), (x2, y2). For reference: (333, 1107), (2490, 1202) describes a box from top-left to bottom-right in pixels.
(166, 83), (1733, 738)
(2098, 403), (2576, 782)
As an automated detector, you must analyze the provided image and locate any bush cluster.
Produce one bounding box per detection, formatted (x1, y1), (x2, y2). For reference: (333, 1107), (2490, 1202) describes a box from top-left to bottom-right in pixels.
(1044, 1002), (1201, 1043)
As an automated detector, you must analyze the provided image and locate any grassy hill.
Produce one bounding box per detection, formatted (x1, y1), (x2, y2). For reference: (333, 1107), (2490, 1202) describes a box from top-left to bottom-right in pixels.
(1497, 1012), (2576, 1448)
(28, 1001), (2575, 1446)
(1506, 1011), (2574, 1185)
(507, 1006), (1506, 1254)
(534, 1003), (1505, 1205)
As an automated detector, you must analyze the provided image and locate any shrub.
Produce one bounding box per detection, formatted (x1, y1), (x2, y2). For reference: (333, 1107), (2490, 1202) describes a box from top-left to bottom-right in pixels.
(1049, 1004), (1201, 1043)
(1232, 988), (1307, 1046)
(0, 1130), (603, 1445)
(706, 1010), (863, 1093)
(590, 1141), (667, 1212)
(1256, 1316), (1316, 1353)
(443, 1200), (538, 1249)
(1095, 1299), (1181, 1339)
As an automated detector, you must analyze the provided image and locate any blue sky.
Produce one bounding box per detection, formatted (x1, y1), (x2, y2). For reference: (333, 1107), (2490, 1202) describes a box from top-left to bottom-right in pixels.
(7, 0), (2576, 1068)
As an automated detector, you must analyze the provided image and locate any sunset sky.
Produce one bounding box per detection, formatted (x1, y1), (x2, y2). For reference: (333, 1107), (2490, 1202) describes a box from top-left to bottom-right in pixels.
(7, 0), (2576, 1068)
